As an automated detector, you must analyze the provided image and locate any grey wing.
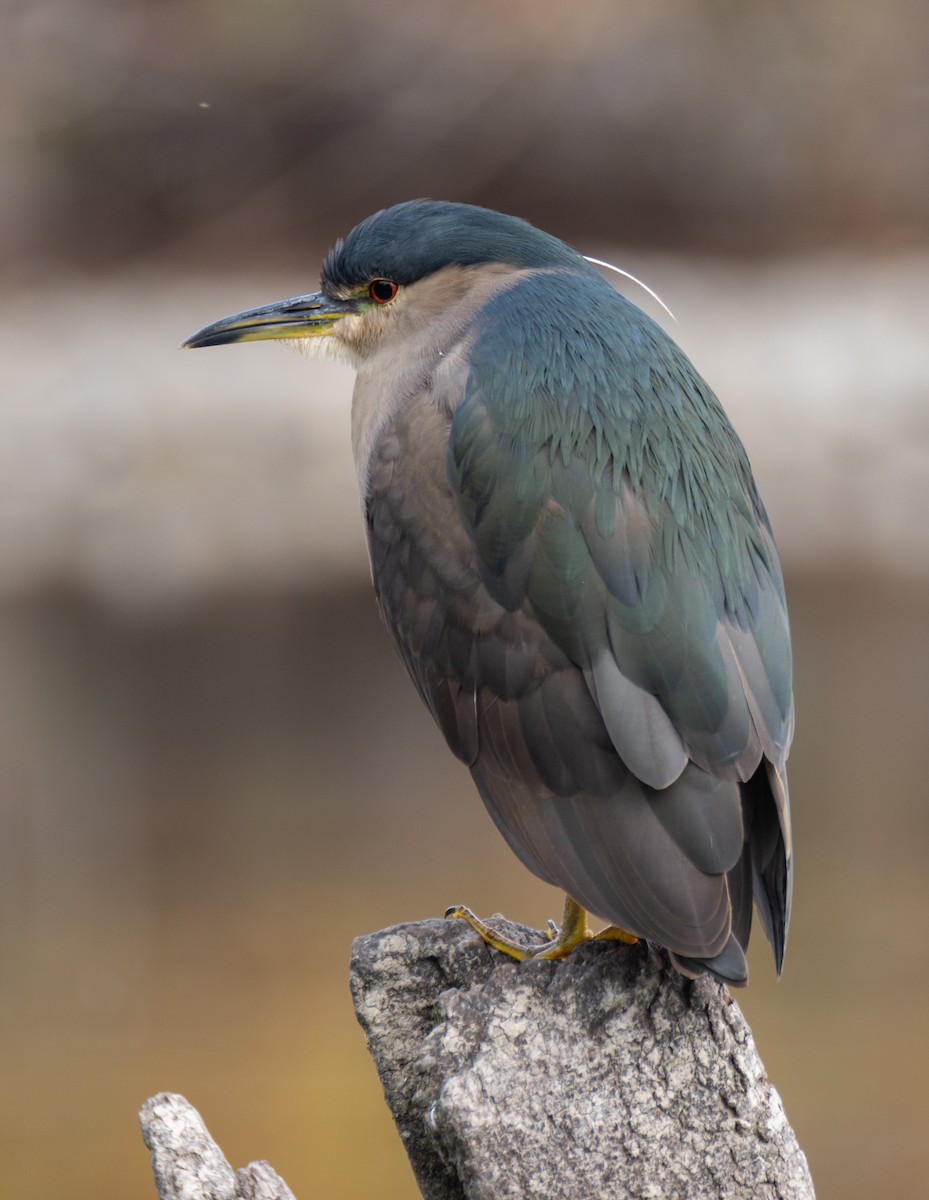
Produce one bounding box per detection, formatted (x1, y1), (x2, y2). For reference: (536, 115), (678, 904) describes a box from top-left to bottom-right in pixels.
(365, 383), (792, 984)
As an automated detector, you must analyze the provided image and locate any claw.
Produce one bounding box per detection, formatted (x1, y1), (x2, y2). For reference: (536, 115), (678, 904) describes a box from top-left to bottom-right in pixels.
(446, 897), (614, 962)
(446, 905), (535, 959)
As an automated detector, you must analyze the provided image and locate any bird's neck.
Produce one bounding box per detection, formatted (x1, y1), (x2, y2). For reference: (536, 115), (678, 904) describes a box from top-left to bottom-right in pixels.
(349, 265), (532, 503)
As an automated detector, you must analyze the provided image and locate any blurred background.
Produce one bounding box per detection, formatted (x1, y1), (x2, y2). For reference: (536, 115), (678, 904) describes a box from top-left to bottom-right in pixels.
(1, 2), (928, 1197)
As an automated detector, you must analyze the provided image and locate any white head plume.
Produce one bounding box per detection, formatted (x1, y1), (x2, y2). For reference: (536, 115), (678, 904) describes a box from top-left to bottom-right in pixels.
(584, 256), (677, 323)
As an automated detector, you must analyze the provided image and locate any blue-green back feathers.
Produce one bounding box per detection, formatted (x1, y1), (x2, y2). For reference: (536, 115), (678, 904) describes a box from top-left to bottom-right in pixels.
(448, 268), (793, 776)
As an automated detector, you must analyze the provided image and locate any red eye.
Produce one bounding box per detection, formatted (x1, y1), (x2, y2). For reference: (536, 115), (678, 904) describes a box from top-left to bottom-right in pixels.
(368, 278), (399, 304)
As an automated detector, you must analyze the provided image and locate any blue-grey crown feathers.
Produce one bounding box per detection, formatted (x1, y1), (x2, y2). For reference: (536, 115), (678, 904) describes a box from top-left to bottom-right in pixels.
(321, 200), (591, 291)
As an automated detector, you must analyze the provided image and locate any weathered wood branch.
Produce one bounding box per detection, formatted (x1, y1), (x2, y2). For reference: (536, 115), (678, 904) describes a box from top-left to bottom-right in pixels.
(349, 917), (815, 1200)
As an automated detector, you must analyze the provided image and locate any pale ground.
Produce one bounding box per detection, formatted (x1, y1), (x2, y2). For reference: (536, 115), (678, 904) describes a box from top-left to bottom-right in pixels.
(1, 253), (927, 607)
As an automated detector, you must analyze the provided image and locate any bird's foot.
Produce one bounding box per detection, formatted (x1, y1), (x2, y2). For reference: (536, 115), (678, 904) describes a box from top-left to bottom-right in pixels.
(444, 905), (542, 959)
(446, 896), (635, 962)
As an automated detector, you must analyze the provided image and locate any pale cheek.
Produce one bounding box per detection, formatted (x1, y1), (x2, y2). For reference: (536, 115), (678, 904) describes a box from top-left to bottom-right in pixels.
(334, 310), (393, 361)
(288, 335), (361, 367)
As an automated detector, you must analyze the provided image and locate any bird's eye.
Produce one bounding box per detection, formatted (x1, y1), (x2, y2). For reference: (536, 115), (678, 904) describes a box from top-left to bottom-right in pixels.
(368, 278), (399, 304)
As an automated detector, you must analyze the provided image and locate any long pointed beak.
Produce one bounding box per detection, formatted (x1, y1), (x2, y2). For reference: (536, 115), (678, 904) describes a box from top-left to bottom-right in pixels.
(182, 291), (358, 349)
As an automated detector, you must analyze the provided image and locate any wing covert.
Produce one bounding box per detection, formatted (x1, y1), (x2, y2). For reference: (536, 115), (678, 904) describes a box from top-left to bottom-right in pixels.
(447, 360), (793, 784)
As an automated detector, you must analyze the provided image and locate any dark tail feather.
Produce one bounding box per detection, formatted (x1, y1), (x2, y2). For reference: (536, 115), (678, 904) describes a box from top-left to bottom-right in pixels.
(728, 833), (754, 953)
(743, 760), (792, 975)
(670, 931), (749, 986)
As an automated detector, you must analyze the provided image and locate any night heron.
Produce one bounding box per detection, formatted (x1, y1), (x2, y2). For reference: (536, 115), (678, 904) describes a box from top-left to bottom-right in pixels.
(184, 200), (793, 986)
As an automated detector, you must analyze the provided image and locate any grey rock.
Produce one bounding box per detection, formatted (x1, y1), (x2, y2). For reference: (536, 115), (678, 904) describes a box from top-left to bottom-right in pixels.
(140, 1093), (237, 1200)
(139, 1094), (297, 1200)
(350, 918), (814, 1200)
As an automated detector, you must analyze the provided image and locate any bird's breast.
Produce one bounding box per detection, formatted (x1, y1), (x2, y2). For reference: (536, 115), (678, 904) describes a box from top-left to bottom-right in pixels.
(361, 384), (489, 613)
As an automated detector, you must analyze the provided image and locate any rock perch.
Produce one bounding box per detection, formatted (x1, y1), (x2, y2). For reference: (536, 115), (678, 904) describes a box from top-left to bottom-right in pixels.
(349, 917), (814, 1200)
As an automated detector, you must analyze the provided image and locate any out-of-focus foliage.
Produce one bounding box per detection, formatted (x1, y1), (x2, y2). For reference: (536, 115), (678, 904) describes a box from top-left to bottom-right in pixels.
(2, 0), (928, 269)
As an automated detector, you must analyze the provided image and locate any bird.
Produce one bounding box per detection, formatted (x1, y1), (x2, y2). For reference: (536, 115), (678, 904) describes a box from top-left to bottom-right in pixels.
(183, 200), (793, 986)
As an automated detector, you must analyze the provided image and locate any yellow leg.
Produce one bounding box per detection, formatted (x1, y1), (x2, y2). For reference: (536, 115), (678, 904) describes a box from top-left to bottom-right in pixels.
(446, 896), (638, 961)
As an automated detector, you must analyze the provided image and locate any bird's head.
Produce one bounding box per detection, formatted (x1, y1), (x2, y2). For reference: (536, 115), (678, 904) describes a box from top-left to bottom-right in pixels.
(183, 200), (593, 364)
